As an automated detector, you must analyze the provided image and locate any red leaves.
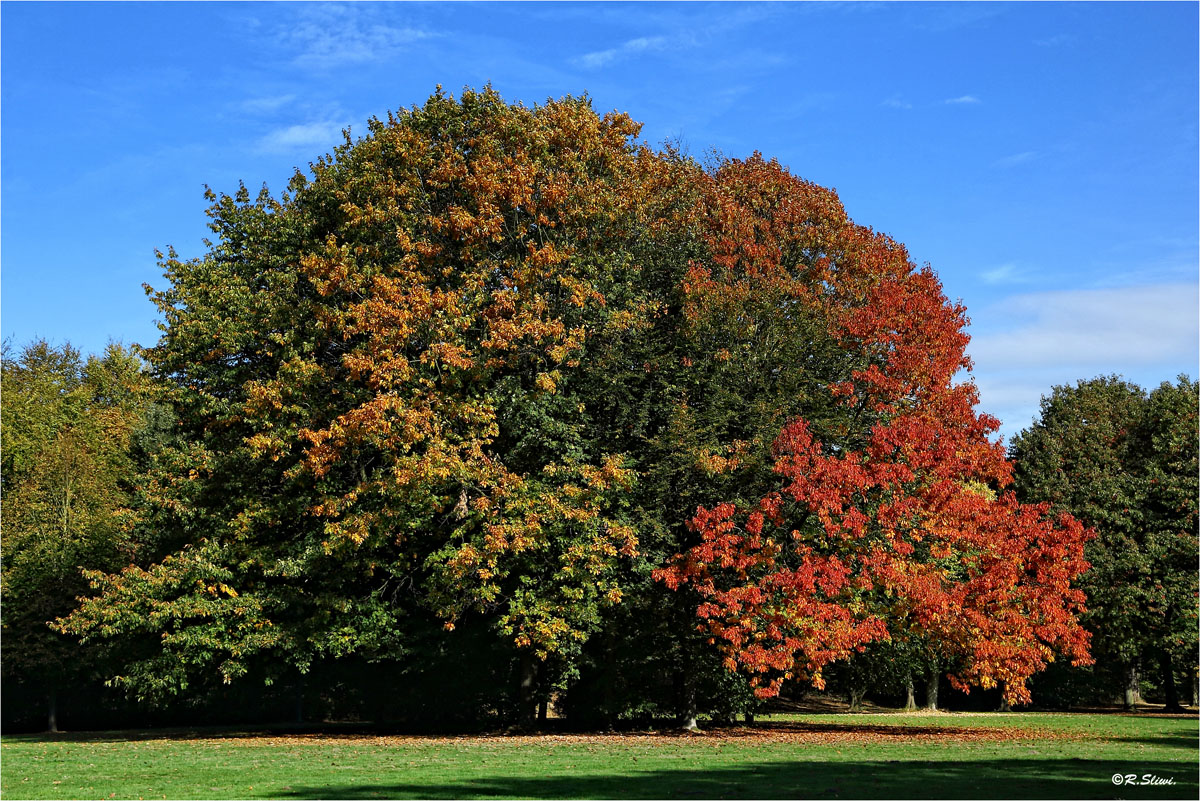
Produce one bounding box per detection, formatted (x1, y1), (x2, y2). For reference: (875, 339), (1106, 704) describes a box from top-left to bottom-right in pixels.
(657, 155), (1092, 707)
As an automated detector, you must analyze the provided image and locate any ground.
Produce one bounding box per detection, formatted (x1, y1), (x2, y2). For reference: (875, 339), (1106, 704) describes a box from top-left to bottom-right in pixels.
(1, 709), (1196, 799)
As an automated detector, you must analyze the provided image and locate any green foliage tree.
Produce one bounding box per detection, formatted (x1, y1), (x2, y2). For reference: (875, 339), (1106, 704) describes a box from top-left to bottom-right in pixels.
(1, 340), (150, 729)
(58, 89), (700, 723)
(1011, 376), (1199, 710)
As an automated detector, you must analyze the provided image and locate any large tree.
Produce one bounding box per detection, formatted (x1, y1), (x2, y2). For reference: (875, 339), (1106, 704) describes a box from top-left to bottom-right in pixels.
(58, 88), (1096, 721)
(653, 157), (1094, 707)
(60, 89), (702, 722)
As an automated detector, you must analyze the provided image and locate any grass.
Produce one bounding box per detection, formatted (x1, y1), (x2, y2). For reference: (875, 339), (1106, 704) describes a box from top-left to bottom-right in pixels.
(1, 711), (1196, 799)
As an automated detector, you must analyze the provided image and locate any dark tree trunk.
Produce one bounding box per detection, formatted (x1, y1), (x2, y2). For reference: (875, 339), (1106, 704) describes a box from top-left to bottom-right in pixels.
(673, 667), (698, 730)
(517, 651), (537, 729)
(904, 674), (917, 711)
(847, 684), (867, 713)
(997, 686), (1012, 712)
(925, 669), (939, 711)
(47, 688), (59, 733)
(1187, 665), (1198, 708)
(1123, 663), (1141, 710)
(744, 711), (755, 724)
(1159, 650), (1183, 712)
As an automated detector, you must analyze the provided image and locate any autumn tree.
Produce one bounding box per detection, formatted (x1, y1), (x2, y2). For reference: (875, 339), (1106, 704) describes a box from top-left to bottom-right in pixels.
(1, 340), (151, 730)
(58, 88), (703, 724)
(653, 157), (1094, 708)
(1012, 376), (1199, 710)
(56, 88), (1100, 723)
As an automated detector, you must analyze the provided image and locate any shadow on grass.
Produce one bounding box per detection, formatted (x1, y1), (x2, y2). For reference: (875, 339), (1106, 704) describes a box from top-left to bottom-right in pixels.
(272, 758), (1197, 800)
(1102, 736), (1199, 751)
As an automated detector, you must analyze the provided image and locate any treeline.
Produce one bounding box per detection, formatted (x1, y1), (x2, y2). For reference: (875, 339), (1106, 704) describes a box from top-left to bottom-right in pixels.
(2, 89), (1196, 732)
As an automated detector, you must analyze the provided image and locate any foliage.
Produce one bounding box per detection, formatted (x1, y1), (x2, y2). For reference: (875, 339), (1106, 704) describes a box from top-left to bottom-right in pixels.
(1, 340), (150, 697)
(57, 88), (695, 702)
(51, 88), (1105, 719)
(653, 158), (1093, 706)
(1011, 376), (1199, 703)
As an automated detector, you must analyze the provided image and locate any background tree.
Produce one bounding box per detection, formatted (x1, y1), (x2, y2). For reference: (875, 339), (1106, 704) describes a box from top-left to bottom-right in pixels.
(1, 340), (151, 730)
(1011, 376), (1199, 710)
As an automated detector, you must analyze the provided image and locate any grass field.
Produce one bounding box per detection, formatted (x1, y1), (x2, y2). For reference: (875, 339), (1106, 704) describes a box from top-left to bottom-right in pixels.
(2, 711), (1196, 799)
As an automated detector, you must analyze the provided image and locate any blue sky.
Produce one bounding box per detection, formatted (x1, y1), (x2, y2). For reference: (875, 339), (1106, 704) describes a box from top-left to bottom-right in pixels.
(2, 1), (1197, 441)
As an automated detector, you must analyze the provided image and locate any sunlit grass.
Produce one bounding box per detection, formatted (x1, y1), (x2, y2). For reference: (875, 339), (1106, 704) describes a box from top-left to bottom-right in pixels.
(2, 711), (1196, 799)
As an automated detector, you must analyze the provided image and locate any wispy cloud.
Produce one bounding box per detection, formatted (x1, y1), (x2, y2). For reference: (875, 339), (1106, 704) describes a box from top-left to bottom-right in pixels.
(257, 120), (349, 153)
(979, 263), (1030, 285)
(945, 95), (981, 105)
(881, 95), (913, 110)
(969, 283), (1199, 371)
(277, 4), (436, 69)
(992, 151), (1040, 168)
(574, 35), (674, 69)
(240, 94), (296, 114)
(967, 282), (1199, 441)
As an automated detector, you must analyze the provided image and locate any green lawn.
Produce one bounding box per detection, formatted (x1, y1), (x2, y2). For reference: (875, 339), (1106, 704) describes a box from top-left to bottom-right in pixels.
(2, 711), (1196, 799)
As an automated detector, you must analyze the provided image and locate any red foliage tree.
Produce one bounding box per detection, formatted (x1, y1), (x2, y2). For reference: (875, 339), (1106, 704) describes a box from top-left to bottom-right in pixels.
(655, 156), (1093, 705)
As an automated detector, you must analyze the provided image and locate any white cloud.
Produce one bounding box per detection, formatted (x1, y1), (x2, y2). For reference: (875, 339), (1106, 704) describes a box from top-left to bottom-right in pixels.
(258, 120), (349, 153)
(240, 94), (296, 114)
(992, 151), (1039, 168)
(278, 4), (435, 69)
(967, 282), (1199, 442)
(882, 95), (913, 110)
(945, 95), (981, 105)
(979, 263), (1030, 285)
(968, 283), (1198, 370)
(574, 35), (671, 69)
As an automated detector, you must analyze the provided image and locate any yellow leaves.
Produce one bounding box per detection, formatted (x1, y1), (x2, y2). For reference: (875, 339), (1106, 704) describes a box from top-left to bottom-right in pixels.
(535, 372), (558, 394)
(244, 433), (284, 462)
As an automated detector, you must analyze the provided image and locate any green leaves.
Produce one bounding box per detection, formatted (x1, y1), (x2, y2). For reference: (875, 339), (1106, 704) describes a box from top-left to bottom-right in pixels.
(1012, 375), (1199, 695)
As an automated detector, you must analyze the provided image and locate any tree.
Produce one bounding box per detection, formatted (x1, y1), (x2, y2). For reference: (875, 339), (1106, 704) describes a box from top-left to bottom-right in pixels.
(58, 88), (699, 722)
(1012, 376), (1198, 710)
(56, 88), (1099, 722)
(1134, 378), (1199, 711)
(653, 159), (1094, 707)
(1, 340), (150, 730)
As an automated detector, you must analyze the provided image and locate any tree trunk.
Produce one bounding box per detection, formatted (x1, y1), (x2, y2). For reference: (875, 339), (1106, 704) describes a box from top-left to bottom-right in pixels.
(1159, 650), (1183, 712)
(47, 687), (59, 733)
(516, 651), (537, 729)
(997, 684), (1012, 712)
(674, 667), (698, 731)
(1187, 665), (1198, 708)
(904, 674), (917, 712)
(1123, 663), (1141, 710)
(847, 684), (867, 713)
(924, 669), (939, 711)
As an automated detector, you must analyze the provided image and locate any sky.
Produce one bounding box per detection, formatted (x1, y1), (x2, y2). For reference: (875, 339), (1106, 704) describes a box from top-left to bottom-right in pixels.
(2, 1), (1197, 443)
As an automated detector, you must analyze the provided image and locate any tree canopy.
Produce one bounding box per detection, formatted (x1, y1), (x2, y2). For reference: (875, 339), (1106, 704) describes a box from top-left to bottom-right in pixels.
(1011, 375), (1198, 709)
(52, 88), (1098, 722)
